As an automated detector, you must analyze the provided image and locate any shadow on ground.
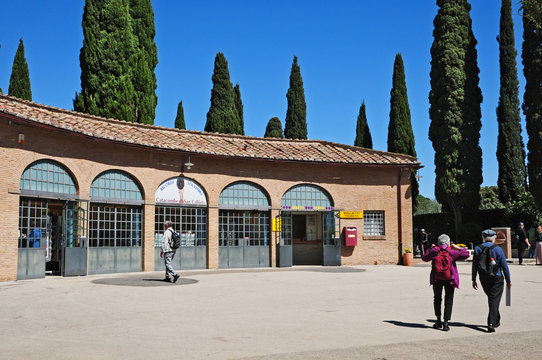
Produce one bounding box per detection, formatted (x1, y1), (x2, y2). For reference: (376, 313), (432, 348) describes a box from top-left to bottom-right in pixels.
(384, 319), (487, 333)
(92, 276), (198, 287)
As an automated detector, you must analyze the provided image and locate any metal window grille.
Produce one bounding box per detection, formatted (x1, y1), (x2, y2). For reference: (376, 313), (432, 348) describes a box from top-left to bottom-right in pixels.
(18, 198), (48, 248)
(219, 210), (269, 246)
(89, 204), (142, 247)
(154, 206), (207, 247)
(90, 170), (142, 202)
(20, 160), (76, 194)
(281, 184), (332, 208)
(363, 211), (385, 236)
(219, 182), (270, 208)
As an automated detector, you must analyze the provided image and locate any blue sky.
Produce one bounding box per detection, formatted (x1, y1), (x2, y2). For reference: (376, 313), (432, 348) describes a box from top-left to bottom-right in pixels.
(0, 1), (527, 199)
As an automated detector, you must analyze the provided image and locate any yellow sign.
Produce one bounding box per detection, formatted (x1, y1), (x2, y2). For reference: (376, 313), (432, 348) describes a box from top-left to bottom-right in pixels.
(340, 211), (364, 219)
(272, 218), (282, 231)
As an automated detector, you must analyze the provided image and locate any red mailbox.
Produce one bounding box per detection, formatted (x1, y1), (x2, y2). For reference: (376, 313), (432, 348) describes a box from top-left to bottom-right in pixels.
(344, 226), (357, 246)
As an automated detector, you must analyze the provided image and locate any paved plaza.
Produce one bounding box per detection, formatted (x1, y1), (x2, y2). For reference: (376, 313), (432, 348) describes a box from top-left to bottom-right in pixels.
(1, 262), (541, 360)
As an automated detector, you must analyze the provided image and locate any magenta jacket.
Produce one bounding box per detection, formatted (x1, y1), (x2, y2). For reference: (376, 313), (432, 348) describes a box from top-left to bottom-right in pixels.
(422, 245), (469, 288)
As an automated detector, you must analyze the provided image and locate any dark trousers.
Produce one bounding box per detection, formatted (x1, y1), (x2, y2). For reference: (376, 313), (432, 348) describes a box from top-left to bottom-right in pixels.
(480, 275), (504, 326)
(518, 242), (526, 264)
(433, 280), (455, 321)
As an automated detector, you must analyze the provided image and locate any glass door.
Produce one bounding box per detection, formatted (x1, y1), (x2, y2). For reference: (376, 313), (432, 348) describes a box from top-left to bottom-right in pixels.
(278, 212), (293, 267)
(322, 211), (341, 266)
(62, 200), (88, 276)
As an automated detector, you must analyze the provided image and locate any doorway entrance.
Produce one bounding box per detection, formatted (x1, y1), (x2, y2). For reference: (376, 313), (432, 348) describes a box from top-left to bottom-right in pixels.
(18, 198), (88, 279)
(278, 211), (341, 267)
(292, 213), (322, 265)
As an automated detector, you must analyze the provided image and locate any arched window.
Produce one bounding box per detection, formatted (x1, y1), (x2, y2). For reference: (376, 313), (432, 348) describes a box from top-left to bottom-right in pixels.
(20, 159), (77, 195)
(281, 184), (333, 210)
(219, 181), (270, 208)
(90, 170), (142, 203)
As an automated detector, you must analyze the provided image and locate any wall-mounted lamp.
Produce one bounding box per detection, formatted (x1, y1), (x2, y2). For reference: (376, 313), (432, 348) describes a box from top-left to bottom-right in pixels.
(181, 156), (194, 173)
(18, 133), (25, 144)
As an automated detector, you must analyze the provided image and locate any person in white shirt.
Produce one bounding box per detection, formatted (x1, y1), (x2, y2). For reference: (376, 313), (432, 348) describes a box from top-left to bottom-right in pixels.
(160, 221), (179, 283)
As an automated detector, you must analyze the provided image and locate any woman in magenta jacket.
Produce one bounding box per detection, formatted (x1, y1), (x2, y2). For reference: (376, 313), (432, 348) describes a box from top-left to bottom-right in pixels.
(422, 234), (469, 331)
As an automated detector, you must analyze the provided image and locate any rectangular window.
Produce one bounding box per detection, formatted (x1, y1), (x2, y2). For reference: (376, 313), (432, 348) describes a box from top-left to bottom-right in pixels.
(363, 211), (385, 236)
(89, 204), (142, 247)
(154, 206), (207, 247)
(18, 199), (48, 248)
(219, 210), (269, 247)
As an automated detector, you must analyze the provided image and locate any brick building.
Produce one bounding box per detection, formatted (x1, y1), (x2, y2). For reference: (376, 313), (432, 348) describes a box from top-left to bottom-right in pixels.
(0, 94), (420, 281)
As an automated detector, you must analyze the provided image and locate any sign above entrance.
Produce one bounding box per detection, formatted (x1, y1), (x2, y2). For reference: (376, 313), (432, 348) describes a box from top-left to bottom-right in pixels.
(339, 211), (364, 219)
(155, 177), (207, 206)
(281, 205), (334, 211)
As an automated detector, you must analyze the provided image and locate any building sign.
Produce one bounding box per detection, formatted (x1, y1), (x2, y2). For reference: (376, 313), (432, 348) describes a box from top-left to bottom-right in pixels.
(155, 177), (207, 206)
(272, 218), (281, 232)
(281, 205), (334, 210)
(339, 211), (364, 219)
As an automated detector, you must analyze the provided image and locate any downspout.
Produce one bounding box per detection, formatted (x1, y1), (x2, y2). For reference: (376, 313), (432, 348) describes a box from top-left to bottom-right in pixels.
(397, 167), (404, 264)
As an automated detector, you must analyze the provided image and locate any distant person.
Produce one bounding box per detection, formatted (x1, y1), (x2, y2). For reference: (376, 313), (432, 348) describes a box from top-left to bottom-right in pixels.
(537, 226), (542, 264)
(515, 222), (529, 265)
(422, 234), (469, 331)
(420, 229), (429, 254)
(472, 229), (512, 333)
(528, 225), (537, 258)
(414, 228), (422, 256)
(160, 221), (180, 283)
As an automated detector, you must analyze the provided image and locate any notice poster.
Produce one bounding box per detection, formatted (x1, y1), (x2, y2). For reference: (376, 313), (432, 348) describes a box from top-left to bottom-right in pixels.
(155, 177), (207, 206)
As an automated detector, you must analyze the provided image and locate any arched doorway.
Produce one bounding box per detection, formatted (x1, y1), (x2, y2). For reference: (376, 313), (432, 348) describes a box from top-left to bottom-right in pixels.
(18, 159), (84, 279)
(279, 184), (340, 267)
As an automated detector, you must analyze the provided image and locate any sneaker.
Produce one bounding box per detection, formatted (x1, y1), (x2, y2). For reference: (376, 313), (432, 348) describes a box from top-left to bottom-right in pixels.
(442, 322), (450, 331)
(173, 274), (180, 283)
(432, 321), (443, 329)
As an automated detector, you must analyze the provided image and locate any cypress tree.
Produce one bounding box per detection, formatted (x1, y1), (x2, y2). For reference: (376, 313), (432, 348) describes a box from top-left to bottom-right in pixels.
(497, 0), (527, 205)
(234, 84), (244, 135)
(8, 39), (32, 101)
(388, 53), (418, 209)
(129, 0), (158, 124)
(522, 4), (542, 208)
(205, 52), (241, 134)
(284, 56), (307, 139)
(429, 0), (483, 229)
(175, 100), (185, 130)
(74, 0), (138, 122)
(354, 101), (373, 149)
(264, 117), (284, 138)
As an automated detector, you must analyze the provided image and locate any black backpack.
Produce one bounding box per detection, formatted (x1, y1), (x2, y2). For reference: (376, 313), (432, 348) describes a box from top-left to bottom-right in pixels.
(169, 229), (181, 249)
(476, 244), (498, 277)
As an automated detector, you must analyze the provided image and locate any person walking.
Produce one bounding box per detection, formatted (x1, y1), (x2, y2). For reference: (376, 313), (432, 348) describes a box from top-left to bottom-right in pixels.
(529, 225), (538, 258)
(515, 222), (529, 265)
(472, 229), (512, 333)
(160, 221), (180, 283)
(422, 234), (469, 331)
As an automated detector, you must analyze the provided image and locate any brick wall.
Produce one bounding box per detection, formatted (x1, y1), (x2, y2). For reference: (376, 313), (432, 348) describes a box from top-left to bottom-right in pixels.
(0, 117), (414, 280)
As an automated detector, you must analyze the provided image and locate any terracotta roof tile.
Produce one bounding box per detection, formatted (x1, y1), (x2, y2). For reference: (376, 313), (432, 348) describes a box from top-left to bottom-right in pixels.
(0, 94), (421, 167)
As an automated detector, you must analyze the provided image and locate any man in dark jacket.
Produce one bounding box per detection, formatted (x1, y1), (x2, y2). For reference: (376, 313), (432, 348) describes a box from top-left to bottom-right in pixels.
(516, 222), (529, 265)
(472, 229), (512, 333)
